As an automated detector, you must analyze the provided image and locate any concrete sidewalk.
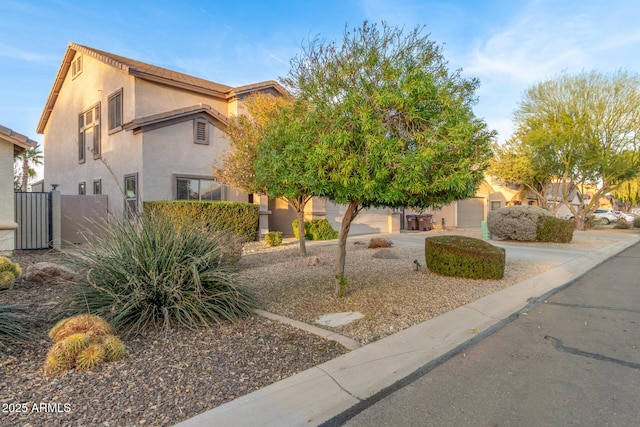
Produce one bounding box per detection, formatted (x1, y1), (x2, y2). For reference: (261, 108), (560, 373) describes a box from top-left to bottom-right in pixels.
(175, 230), (640, 427)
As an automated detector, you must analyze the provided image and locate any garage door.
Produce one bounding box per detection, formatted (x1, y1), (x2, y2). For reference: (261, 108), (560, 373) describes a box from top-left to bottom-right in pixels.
(457, 198), (484, 228)
(325, 201), (389, 235)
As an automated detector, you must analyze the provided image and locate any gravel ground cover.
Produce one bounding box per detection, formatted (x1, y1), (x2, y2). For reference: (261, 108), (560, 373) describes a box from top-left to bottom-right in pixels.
(0, 230), (620, 426)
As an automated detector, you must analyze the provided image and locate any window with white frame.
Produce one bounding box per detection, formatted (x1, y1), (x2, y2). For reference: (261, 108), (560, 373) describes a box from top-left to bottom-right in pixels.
(176, 177), (221, 201)
(108, 89), (123, 132)
(79, 104), (100, 161)
(71, 55), (83, 79)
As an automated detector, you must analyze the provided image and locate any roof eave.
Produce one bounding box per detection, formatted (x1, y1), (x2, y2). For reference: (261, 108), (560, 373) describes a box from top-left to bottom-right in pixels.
(129, 70), (228, 99)
(227, 80), (289, 100)
(36, 46), (75, 134)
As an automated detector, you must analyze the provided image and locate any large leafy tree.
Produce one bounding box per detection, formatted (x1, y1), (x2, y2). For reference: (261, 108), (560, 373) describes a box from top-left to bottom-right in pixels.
(256, 100), (321, 257)
(14, 145), (43, 191)
(511, 70), (640, 229)
(611, 177), (640, 210)
(489, 140), (554, 209)
(217, 92), (316, 256)
(281, 22), (495, 296)
(217, 93), (292, 195)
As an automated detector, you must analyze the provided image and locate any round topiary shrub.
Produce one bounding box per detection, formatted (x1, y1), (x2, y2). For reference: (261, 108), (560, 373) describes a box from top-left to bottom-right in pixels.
(425, 236), (505, 279)
(264, 231), (283, 246)
(487, 205), (551, 241)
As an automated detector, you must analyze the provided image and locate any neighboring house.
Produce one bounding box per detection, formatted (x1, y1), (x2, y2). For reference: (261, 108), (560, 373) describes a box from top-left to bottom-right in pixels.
(37, 43), (286, 218)
(0, 125), (37, 253)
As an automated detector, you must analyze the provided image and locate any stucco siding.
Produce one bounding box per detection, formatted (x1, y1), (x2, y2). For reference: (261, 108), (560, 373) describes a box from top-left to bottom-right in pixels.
(135, 79), (229, 118)
(142, 120), (230, 202)
(43, 51), (141, 213)
(0, 141), (16, 252)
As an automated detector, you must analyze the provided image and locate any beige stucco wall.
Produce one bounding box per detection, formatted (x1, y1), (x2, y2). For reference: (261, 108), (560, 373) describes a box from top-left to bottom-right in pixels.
(43, 51), (140, 215)
(0, 141), (17, 252)
(135, 80), (229, 118)
(141, 120), (246, 203)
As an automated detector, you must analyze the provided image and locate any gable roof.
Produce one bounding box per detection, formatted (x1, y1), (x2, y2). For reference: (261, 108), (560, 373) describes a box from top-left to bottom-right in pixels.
(0, 124), (38, 156)
(37, 42), (288, 134)
(123, 104), (228, 134)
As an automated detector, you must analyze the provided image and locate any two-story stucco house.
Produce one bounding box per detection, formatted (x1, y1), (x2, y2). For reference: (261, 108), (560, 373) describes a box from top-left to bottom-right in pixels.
(37, 43), (286, 217)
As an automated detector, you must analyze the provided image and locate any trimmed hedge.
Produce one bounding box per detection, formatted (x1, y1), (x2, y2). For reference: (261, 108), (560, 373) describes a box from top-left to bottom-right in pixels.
(292, 218), (338, 240)
(536, 216), (574, 243)
(425, 235), (505, 279)
(143, 201), (259, 242)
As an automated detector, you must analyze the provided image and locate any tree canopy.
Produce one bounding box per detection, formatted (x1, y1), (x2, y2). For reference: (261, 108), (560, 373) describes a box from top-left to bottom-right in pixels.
(509, 70), (640, 228)
(216, 93), (293, 195)
(14, 145), (43, 191)
(280, 22), (496, 295)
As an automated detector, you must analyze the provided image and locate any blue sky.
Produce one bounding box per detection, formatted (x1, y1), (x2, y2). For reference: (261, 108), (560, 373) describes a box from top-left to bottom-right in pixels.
(3, 0), (640, 165)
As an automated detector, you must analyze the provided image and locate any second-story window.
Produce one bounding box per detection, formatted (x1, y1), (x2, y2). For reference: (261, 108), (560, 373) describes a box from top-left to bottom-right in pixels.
(71, 55), (82, 79)
(108, 89), (123, 132)
(79, 103), (100, 161)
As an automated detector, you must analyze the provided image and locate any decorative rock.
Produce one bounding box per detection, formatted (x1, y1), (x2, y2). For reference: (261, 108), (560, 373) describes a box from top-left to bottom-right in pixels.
(316, 312), (364, 327)
(372, 248), (399, 259)
(307, 256), (321, 266)
(24, 262), (78, 285)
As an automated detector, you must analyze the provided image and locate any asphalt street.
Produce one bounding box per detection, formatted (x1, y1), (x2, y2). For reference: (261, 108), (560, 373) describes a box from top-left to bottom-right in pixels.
(335, 241), (640, 427)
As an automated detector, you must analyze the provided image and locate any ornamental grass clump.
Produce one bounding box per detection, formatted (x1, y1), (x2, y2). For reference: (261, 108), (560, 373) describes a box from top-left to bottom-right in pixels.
(44, 314), (126, 375)
(66, 211), (256, 335)
(0, 304), (30, 350)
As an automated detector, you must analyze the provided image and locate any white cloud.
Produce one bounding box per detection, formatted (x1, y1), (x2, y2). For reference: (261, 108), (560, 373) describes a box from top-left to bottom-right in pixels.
(459, 0), (640, 143)
(0, 42), (58, 63)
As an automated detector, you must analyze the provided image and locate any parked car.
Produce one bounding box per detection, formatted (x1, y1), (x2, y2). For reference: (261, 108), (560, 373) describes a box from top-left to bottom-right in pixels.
(621, 212), (637, 223)
(592, 209), (619, 224)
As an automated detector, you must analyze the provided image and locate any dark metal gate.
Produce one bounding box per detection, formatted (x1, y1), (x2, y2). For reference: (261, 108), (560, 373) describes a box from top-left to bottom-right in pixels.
(14, 192), (53, 250)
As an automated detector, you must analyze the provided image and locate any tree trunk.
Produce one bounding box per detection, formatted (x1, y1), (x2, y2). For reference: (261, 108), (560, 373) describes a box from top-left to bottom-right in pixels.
(21, 158), (29, 192)
(334, 200), (360, 297)
(296, 208), (307, 257)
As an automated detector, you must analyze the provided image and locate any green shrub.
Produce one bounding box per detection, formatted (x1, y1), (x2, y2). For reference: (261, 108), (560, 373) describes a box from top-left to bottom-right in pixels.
(425, 236), (505, 279)
(308, 219), (339, 240)
(536, 216), (574, 243)
(0, 256), (21, 291)
(143, 200), (259, 242)
(584, 215), (596, 230)
(634, 217), (640, 228)
(613, 221), (631, 229)
(264, 231), (283, 246)
(0, 304), (30, 349)
(292, 218), (338, 240)
(66, 211), (256, 335)
(292, 218), (311, 240)
(487, 205), (551, 241)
